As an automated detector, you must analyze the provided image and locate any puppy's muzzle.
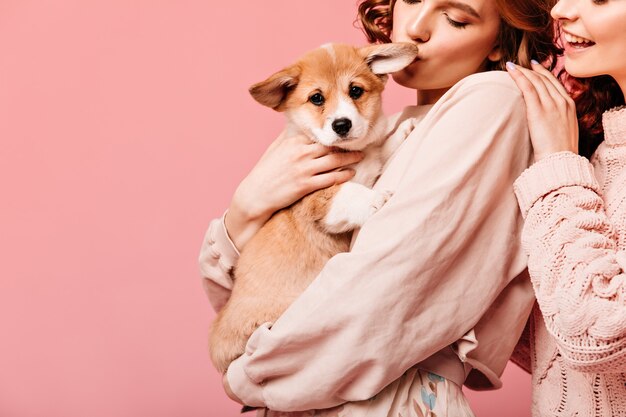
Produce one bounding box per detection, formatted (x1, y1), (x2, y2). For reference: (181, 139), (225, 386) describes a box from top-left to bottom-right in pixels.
(332, 118), (352, 137)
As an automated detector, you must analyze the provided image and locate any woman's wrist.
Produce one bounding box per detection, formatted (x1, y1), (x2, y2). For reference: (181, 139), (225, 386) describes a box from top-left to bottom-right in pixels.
(225, 196), (271, 251)
(534, 147), (578, 162)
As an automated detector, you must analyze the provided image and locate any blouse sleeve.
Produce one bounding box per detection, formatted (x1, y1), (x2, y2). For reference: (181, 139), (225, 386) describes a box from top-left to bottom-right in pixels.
(225, 74), (533, 411)
(509, 318), (532, 374)
(514, 151), (626, 373)
(198, 213), (240, 312)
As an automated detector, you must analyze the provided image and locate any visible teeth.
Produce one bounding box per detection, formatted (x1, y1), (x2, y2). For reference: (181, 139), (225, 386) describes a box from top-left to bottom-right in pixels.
(564, 32), (593, 44)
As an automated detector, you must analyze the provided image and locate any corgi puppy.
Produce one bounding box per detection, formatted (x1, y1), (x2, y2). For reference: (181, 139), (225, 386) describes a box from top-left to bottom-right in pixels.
(209, 43), (419, 374)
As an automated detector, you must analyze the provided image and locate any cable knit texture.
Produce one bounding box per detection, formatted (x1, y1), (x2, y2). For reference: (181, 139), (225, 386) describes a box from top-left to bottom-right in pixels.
(513, 106), (626, 416)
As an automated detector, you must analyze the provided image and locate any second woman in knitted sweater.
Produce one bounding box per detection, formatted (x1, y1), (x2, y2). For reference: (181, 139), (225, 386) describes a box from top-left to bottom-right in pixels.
(506, 0), (626, 415)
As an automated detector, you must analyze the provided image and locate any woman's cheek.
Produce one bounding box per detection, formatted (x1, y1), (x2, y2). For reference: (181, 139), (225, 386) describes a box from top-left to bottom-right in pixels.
(445, 38), (484, 64)
(431, 41), (459, 59)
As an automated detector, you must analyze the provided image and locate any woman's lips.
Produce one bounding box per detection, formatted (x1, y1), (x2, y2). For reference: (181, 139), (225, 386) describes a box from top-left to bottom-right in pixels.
(563, 31), (594, 45)
(562, 30), (595, 54)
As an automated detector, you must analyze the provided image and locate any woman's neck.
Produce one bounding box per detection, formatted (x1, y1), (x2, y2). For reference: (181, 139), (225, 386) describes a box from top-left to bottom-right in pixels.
(416, 88), (450, 105)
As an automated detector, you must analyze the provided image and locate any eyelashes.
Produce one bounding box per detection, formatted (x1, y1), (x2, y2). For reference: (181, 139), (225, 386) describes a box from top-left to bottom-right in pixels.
(444, 14), (469, 29)
(401, 0), (470, 29)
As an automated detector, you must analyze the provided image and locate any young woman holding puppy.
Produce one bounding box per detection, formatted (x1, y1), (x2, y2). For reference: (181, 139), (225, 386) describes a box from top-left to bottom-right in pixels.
(505, 0), (626, 414)
(200, 0), (557, 415)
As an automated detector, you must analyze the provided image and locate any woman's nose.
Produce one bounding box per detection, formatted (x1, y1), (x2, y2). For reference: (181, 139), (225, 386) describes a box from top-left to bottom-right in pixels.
(551, 0), (578, 22)
(405, 7), (431, 43)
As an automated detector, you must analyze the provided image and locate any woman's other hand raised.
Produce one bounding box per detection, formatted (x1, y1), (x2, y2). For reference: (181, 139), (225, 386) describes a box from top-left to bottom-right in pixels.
(225, 131), (364, 251)
(506, 61), (579, 161)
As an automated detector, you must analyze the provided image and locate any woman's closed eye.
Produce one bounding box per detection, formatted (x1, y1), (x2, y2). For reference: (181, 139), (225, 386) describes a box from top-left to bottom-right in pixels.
(400, 0), (470, 29)
(444, 13), (469, 28)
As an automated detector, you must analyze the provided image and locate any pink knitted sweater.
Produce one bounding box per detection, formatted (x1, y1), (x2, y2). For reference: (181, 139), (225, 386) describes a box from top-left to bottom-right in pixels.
(513, 106), (626, 416)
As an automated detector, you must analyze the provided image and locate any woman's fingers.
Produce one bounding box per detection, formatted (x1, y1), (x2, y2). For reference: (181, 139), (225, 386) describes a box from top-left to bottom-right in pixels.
(506, 62), (566, 114)
(529, 61), (577, 117)
(309, 150), (364, 174)
(521, 65), (566, 107)
(280, 133), (364, 171)
(516, 63), (576, 122)
(515, 65), (559, 107)
(506, 61), (579, 160)
(307, 142), (333, 158)
(259, 131), (365, 200)
(307, 168), (356, 192)
(506, 62), (544, 110)
(530, 61), (570, 98)
(283, 134), (346, 159)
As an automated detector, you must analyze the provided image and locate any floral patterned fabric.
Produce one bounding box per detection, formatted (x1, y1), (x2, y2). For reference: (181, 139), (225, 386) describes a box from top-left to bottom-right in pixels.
(256, 369), (475, 417)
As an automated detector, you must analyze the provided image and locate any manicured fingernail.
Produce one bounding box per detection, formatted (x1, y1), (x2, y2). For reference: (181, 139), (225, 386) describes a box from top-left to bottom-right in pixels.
(506, 61), (516, 71)
(531, 59), (539, 65)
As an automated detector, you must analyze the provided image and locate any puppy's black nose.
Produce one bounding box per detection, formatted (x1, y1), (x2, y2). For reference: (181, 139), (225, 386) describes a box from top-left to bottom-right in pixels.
(332, 118), (352, 137)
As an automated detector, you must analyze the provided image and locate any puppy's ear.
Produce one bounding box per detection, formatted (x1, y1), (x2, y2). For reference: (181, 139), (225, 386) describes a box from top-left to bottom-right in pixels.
(249, 66), (300, 110)
(360, 43), (419, 75)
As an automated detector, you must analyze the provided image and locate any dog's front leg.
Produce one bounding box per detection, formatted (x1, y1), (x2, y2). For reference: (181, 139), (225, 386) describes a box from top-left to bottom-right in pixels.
(322, 182), (391, 234)
(380, 117), (418, 163)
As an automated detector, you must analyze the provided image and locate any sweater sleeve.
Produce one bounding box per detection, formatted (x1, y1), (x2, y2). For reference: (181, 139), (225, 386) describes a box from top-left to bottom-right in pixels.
(514, 151), (626, 373)
(226, 74), (532, 411)
(198, 213), (240, 312)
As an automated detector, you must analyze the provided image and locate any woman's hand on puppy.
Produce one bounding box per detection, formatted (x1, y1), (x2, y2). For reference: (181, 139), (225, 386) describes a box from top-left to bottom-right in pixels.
(506, 61), (579, 161)
(226, 131), (364, 251)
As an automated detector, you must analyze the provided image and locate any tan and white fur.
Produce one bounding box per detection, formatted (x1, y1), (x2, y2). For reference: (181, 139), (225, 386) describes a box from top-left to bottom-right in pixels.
(209, 43), (419, 374)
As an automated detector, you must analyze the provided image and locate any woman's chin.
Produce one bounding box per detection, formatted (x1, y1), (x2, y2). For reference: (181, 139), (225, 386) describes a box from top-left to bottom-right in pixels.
(563, 59), (602, 79)
(391, 70), (419, 89)
(391, 73), (450, 93)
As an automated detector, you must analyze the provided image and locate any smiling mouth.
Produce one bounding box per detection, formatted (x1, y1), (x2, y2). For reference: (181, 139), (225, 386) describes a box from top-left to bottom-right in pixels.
(563, 31), (596, 48)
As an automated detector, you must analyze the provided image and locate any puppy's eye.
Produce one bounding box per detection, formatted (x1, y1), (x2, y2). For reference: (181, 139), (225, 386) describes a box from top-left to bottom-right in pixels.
(309, 93), (325, 106)
(349, 86), (364, 100)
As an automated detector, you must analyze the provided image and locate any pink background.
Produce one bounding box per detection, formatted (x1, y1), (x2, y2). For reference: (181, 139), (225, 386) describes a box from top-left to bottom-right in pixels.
(0, 1), (531, 416)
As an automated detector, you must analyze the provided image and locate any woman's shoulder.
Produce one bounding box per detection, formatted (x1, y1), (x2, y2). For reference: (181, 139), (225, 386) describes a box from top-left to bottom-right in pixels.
(413, 71), (529, 148)
(455, 70), (521, 92)
(443, 70), (523, 104)
(424, 70), (525, 125)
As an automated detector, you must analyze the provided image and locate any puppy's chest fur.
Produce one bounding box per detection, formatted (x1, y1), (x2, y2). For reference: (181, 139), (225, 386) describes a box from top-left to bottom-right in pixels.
(351, 145), (385, 187)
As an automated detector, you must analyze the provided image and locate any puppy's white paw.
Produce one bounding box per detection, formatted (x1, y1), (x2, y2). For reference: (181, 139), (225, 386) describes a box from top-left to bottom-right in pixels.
(371, 189), (392, 212)
(323, 183), (392, 233)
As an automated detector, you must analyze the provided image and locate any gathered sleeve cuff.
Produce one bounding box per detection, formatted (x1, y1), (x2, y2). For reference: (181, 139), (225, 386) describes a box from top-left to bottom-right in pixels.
(198, 212), (240, 312)
(225, 322), (274, 408)
(514, 152), (599, 218)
